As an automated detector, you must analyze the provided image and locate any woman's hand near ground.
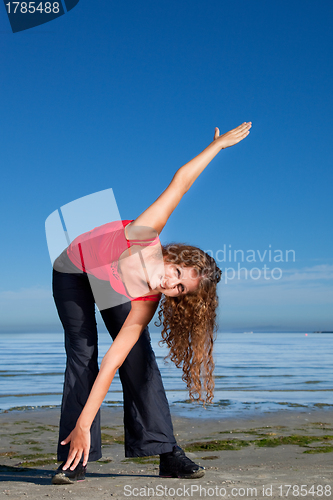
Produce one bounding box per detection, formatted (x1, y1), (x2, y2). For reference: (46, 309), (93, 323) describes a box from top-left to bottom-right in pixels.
(60, 423), (91, 470)
(214, 122), (252, 149)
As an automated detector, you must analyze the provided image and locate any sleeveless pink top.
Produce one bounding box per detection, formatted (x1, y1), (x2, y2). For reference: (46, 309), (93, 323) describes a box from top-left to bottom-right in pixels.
(66, 220), (161, 302)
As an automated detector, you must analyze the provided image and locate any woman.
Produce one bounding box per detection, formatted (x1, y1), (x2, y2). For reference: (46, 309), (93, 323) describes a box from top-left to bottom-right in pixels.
(51, 122), (252, 484)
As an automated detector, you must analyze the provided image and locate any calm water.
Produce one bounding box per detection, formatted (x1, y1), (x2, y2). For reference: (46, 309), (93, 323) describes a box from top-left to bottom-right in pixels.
(1, 332), (332, 418)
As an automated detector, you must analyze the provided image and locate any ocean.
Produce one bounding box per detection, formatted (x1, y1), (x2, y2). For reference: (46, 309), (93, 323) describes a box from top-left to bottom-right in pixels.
(1, 332), (332, 418)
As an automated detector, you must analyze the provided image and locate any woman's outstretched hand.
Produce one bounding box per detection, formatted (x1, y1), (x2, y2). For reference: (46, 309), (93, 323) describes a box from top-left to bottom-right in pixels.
(214, 122), (252, 149)
(60, 424), (91, 470)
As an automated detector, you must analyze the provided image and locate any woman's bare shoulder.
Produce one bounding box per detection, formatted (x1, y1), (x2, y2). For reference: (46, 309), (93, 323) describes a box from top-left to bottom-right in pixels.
(125, 222), (159, 242)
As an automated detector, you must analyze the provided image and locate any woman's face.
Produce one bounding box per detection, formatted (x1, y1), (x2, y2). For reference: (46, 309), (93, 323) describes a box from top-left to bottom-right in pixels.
(154, 262), (201, 297)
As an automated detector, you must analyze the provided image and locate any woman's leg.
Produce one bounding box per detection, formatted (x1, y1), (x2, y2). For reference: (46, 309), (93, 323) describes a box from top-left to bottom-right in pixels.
(53, 268), (102, 462)
(99, 287), (176, 457)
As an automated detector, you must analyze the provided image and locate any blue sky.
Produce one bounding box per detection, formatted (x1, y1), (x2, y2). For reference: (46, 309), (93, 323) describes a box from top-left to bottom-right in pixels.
(0, 0), (332, 332)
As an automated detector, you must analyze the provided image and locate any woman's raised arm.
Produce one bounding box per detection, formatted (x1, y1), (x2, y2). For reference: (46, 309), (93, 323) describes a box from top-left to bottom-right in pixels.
(130, 122), (251, 235)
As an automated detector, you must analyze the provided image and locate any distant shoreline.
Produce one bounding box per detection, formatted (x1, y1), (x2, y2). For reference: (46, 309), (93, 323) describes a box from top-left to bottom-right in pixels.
(2, 401), (333, 419)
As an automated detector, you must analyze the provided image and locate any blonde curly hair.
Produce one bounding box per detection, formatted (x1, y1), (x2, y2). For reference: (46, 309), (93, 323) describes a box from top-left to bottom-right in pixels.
(156, 244), (221, 404)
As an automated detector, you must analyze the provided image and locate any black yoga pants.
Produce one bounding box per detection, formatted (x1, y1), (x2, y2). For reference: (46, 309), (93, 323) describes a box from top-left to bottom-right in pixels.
(52, 267), (176, 461)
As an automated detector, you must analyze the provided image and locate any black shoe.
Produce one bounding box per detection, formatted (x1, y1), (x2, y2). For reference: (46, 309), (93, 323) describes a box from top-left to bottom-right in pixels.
(51, 462), (86, 485)
(159, 446), (205, 479)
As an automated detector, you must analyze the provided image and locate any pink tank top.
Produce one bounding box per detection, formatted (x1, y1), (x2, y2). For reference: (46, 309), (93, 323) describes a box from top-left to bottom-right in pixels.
(66, 220), (161, 302)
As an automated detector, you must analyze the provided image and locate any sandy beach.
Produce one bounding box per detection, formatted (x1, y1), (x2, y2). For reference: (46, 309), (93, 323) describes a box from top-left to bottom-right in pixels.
(0, 407), (332, 499)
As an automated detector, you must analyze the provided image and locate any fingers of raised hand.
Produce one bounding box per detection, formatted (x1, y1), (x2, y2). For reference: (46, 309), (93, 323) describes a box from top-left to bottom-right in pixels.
(234, 122), (252, 134)
(214, 127), (220, 140)
(232, 123), (252, 140)
(219, 122), (251, 148)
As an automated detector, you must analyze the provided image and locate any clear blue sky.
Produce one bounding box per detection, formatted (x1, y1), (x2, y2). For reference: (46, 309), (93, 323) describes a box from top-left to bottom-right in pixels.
(1, 0), (332, 332)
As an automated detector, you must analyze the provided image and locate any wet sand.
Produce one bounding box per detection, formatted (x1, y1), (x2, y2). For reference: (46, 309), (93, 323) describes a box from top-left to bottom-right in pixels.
(0, 407), (332, 499)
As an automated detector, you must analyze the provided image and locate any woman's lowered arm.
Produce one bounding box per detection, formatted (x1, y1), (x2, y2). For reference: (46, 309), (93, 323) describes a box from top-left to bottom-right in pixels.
(61, 299), (159, 471)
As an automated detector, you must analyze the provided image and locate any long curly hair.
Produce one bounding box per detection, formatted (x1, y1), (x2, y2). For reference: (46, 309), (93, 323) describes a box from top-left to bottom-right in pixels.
(155, 244), (221, 404)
